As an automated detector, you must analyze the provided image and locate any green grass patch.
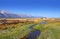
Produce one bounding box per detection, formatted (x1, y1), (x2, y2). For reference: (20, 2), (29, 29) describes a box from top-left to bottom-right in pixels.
(38, 22), (60, 39)
(0, 23), (33, 39)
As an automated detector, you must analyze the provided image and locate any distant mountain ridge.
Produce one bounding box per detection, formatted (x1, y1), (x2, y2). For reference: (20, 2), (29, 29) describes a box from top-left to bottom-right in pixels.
(0, 10), (44, 18)
(0, 10), (21, 18)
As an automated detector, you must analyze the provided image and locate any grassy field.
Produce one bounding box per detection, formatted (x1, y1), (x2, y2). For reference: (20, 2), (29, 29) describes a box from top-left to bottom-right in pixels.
(0, 22), (34, 39)
(38, 21), (60, 39)
(0, 19), (60, 39)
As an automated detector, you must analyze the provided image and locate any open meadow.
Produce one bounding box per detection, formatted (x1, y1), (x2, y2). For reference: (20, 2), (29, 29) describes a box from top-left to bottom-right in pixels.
(0, 18), (60, 39)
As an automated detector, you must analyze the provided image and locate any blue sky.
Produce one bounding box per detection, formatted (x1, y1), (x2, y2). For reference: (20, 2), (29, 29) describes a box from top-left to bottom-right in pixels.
(0, 0), (60, 18)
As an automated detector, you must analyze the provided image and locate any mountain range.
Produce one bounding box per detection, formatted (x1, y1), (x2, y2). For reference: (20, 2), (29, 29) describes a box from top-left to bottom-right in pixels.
(0, 10), (43, 18)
